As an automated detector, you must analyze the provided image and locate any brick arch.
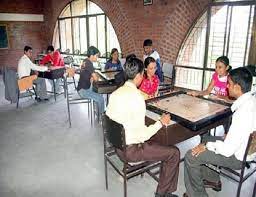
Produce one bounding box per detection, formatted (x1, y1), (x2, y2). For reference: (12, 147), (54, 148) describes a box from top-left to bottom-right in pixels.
(45, 0), (136, 56)
(159, 0), (211, 64)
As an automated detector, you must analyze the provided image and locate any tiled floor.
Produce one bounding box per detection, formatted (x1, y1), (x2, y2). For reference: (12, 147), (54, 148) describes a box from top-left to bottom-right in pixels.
(0, 75), (255, 197)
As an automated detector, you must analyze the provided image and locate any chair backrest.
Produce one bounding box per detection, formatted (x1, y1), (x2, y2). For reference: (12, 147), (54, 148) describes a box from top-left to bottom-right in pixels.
(64, 56), (74, 65)
(74, 49), (80, 55)
(18, 75), (37, 91)
(162, 62), (174, 79)
(66, 67), (76, 78)
(102, 114), (125, 150)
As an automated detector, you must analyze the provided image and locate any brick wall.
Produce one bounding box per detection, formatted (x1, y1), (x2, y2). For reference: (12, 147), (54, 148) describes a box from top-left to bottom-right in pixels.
(0, 0), (45, 70)
(0, 0), (211, 69)
(44, 0), (210, 64)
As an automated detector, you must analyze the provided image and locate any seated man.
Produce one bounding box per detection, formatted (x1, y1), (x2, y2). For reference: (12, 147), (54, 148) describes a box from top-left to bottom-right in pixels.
(40, 45), (65, 93)
(106, 57), (180, 197)
(18, 46), (49, 101)
(183, 67), (256, 197)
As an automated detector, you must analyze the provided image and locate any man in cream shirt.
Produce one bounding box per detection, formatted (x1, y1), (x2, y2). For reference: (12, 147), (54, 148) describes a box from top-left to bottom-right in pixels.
(18, 46), (48, 101)
(106, 57), (180, 197)
(183, 67), (256, 197)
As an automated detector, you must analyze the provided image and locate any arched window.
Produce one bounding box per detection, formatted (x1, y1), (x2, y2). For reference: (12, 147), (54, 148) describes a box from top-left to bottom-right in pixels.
(52, 0), (121, 58)
(176, 0), (255, 90)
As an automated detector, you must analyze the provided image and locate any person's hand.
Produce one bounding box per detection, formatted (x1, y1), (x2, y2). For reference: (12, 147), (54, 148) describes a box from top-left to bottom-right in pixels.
(160, 114), (171, 126)
(191, 143), (206, 157)
(187, 91), (199, 97)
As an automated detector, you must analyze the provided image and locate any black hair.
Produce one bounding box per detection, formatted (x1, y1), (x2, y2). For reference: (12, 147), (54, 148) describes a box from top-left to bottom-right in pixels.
(143, 39), (153, 47)
(109, 48), (120, 64)
(124, 57), (144, 80)
(47, 45), (54, 52)
(229, 67), (252, 93)
(87, 46), (100, 57)
(24, 46), (32, 52)
(125, 54), (136, 62)
(144, 57), (156, 78)
(216, 56), (229, 66)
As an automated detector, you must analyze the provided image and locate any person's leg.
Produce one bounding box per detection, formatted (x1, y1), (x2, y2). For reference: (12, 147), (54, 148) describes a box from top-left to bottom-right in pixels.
(34, 78), (48, 99)
(184, 149), (242, 197)
(78, 88), (105, 114)
(124, 142), (180, 195)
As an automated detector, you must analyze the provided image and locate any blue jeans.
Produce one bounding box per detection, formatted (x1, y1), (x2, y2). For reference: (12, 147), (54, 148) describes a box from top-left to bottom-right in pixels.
(78, 87), (105, 114)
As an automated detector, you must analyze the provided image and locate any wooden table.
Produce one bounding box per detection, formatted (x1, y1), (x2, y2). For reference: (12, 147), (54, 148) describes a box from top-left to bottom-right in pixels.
(38, 67), (65, 101)
(146, 91), (232, 146)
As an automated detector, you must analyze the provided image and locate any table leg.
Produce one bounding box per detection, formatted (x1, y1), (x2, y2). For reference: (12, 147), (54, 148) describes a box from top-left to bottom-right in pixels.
(53, 79), (56, 101)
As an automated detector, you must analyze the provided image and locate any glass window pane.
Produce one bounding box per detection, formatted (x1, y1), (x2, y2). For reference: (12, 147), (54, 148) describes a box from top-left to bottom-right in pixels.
(107, 18), (121, 53)
(177, 12), (207, 67)
(207, 6), (228, 68)
(60, 20), (67, 52)
(60, 5), (71, 17)
(80, 18), (87, 54)
(88, 1), (104, 15)
(175, 67), (203, 90)
(203, 70), (215, 89)
(65, 19), (73, 53)
(97, 15), (105, 55)
(89, 17), (97, 48)
(52, 22), (60, 51)
(71, 0), (86, 16)
(73, 18), (80, 53)
(228, 6), (251, 68)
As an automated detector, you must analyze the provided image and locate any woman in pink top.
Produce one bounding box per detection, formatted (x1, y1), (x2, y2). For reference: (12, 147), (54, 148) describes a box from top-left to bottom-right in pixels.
(139, 57), (159, 99)
(188, 56), (231, 99)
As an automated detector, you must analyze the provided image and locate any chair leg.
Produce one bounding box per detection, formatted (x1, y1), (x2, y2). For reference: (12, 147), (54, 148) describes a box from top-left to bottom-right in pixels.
(124, 165), (127, 197)
(16, 92), (20, 108)
(33, 86), (37, 99)
(66, 79), (71, 128)
(73, 77), (76, 89)
(236, 180), (243, 197)
(104, 156), (108, 190)
(90, 101), (93, 126)
(53, 79), (56, 101)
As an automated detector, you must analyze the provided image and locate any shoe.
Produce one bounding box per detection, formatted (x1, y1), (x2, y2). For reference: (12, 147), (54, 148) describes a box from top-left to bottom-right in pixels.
(203, 179), (222, 192)
(36, 98), (42, 102)
(183, 193), (189, 197)
(43, 98), (49, 101)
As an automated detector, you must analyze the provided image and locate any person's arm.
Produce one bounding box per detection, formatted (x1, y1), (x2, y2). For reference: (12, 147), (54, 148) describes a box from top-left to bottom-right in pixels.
(39, 55), (50, 65)
(52, 51), (62, 66)
(206, 109), (252, 157)
(188, 78), (215, 96)
(104, 61), (111, 70)
(28, 58), (48, 72)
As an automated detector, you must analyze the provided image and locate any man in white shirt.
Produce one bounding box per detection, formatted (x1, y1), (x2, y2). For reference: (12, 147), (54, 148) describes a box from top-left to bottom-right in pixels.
(18, 46), (48, 101)
(106, 57), (180, 197)
(143, 39), (163, 82)
(183, 67), (256, 197)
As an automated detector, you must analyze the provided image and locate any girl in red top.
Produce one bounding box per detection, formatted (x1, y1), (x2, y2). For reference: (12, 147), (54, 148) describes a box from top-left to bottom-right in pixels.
(139, 57), (159, 99)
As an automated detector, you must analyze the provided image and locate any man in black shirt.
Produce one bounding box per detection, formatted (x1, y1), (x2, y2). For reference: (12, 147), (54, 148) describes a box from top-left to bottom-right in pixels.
(77, 46), (105, 116)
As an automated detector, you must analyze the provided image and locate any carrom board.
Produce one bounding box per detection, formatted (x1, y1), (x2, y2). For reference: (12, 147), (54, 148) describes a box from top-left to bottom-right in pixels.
(96, 70), (120, 81)
(146, 91), (232, 131)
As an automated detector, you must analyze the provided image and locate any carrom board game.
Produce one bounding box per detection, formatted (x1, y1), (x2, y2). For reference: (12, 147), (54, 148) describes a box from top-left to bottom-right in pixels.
(146, 91), (232, 131)
(96, 70), (120, 81)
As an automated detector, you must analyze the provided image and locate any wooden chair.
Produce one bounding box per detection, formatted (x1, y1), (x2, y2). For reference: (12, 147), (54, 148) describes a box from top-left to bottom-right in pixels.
(64, 70), (93, 127)
(204, 131), (256, 197)
(102, 114), (161, 197)
(17, 75), (38, 108)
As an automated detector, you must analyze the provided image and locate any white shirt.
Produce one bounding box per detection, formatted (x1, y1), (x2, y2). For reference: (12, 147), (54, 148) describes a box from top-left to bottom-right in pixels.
(18, 54), (48, 79)
(106, 81), (162, 145)
(207, 92), (256, 161)
(143, 50), (160, 61)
